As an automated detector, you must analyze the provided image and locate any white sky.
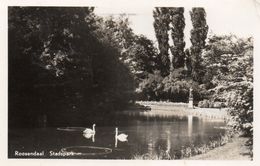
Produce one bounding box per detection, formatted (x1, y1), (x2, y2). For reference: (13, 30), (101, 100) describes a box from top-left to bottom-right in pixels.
(94, 0), (258, 48)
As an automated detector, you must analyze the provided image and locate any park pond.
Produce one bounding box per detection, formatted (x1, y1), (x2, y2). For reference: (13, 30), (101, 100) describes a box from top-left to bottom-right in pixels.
(8, 110), (227, 159)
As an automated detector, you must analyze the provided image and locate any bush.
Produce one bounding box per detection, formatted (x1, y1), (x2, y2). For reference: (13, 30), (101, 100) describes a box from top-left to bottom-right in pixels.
(198, 100), (210, 108)
(228, 84), (253, 138)
(198, 99), (226, 108)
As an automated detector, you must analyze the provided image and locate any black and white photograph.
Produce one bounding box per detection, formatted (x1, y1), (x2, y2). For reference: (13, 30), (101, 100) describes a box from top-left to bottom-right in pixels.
(2, 0), (259, 163)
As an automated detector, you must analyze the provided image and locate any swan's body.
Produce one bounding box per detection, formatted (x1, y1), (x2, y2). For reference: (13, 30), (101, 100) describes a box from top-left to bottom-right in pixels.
(114, 127), (128, 147)
(115, 127), (128, 142)
(83, 132), (95, 142)
(83, 124), (96, 134)
(83, 133), (93, 139)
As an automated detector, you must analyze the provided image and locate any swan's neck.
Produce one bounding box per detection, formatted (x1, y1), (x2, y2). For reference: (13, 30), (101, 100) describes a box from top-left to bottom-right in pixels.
(93, 125), (95, 132)
(92, 134), (95, 142)
(115, 128), (118, 137)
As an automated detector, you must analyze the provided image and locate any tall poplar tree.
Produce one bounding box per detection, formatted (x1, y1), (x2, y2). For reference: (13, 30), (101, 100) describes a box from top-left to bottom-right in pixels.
(169, 7), (186, 69)
(153, 7), (171, 77)
(190, 7), (208, 82)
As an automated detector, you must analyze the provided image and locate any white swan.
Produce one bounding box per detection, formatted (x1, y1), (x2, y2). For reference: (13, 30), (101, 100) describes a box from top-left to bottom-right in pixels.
(83, 132), (95, 142)
(115, 127), (128, 148)
(115, 127), (128, 142)
(83, 124), (96, 134)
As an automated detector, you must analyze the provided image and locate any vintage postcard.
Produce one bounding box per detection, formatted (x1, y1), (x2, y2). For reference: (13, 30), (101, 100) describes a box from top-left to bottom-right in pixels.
(1, 0), (259, 165)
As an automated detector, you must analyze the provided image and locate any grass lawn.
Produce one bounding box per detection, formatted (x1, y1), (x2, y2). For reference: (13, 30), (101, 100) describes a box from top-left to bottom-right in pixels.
(125, 101), (229, 120)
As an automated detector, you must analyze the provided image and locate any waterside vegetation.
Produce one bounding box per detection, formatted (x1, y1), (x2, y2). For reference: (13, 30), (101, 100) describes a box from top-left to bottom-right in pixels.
(132, 130), (252, 160)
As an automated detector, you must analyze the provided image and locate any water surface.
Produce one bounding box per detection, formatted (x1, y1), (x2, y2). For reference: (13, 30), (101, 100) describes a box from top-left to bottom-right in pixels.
(9, 113), (226, 159)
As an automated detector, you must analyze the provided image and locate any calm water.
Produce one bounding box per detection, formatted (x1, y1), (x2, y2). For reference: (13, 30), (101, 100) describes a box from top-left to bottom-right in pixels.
(9, 113), (226, 159)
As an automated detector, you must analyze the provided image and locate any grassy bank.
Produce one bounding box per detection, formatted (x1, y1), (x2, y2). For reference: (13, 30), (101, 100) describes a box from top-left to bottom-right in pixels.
(131, 132), (252, 160)
(185, 136), (252, 160)
(132, 131), (234, 160)
(123, 101), (229, 120)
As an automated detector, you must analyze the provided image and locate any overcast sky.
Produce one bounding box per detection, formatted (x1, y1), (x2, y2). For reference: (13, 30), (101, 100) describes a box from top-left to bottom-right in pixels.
(94, 0), (258, 48)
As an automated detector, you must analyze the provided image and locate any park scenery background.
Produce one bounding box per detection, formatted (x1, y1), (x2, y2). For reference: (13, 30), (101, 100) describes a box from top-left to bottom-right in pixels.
(8, 6), (253, 159)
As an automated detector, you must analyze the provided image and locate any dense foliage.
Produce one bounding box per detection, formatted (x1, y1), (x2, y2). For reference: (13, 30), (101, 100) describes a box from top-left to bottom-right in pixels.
(153, 7), (171, 77)
(8, 7), (135, 127)
(169, 7), (186, 69)
(190, 8), (208, 83)
(142, 7), (203, 103)
(202, 35), (253, 137)
(137, 69), (207, 102)
(96, 15), (160, 85)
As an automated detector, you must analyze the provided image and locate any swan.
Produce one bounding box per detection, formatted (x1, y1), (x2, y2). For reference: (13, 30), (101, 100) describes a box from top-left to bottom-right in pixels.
(83, 132), (95, 142)
(115, 127), (128, 142)
(83, 124), (96, 134)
